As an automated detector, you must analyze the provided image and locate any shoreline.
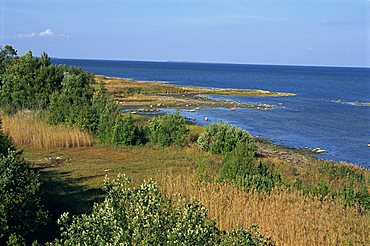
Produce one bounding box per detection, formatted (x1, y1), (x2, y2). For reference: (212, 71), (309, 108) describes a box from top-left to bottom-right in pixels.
(96, 75), (367, 168)
(121, 107), (368, 170)
(96, 75), (295, 110)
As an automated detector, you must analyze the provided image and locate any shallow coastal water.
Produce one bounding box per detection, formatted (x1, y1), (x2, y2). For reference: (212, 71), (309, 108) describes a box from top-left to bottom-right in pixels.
(53, 59), (370, 168)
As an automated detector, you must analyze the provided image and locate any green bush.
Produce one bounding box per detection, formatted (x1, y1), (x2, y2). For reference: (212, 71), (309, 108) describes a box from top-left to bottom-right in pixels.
(340, 177), (370, 212)
(149, 112), (189, 147)
(112, 116), (147, 145)
(198, 122), (256, 155)
(0, 121), (16, 156)
(220, 225), (272, 246)
(49, 174), (272, 246)
(220, 143), (280, 192)
(0, 150), (48, 243)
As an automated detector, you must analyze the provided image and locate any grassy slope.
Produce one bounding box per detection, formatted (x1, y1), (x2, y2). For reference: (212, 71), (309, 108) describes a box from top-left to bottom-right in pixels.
(21, 143), (369, 245)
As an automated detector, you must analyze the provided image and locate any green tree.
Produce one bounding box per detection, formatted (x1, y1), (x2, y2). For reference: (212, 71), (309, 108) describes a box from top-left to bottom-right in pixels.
(0, 49), (66, 111)
(48, 69), (97, 131)
(0, 45), (17, 77)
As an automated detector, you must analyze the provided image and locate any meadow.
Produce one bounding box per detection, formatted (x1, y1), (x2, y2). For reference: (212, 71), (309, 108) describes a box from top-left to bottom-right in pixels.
(3, 112), (369, 245)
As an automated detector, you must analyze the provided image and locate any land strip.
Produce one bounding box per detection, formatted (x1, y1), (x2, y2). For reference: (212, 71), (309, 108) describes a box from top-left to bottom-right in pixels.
(97, 76), (295, 110)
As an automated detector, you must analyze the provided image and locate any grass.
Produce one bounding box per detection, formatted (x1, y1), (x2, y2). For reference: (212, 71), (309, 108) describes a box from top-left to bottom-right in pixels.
(5, 110), (369, 245)
(158, 174), (370, 246)
(97, 75), (295, 97)
(2, 111), (92, 149)
(21, 142), (369, 245)
(96, 76), (295, 110)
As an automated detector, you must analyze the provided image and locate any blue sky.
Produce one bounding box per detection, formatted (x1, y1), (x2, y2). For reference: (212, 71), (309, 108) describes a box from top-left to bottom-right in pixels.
(1, 0), (369, 67)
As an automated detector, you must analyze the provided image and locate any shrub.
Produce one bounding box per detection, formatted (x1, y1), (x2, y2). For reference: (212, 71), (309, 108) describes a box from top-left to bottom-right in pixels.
(112, 116), (147, 145)
(198, 122), (256, 155)
(0, 120), (16, 156)
(0, 150), (48, 243)
(220, 143), (280, 192)
(49, 174), (272, 245)
(149, 112), (189, 147)
(220, 225), (273, 246)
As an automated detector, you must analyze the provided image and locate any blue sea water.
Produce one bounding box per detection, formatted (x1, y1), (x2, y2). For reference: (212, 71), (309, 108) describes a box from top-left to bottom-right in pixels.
(52, 59), (370, 168)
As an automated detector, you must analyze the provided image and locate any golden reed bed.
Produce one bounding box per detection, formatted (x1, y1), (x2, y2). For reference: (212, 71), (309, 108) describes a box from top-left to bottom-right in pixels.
(2, 111), (92, 149)
(158, 174), (369, 246)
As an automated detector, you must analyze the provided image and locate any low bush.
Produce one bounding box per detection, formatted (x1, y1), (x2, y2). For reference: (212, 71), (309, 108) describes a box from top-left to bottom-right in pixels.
(220, 143), (281, 192)
(0, 125), (48, 244)
(198, 122), (256, 155)
(112, 117), (147, 145)
(149, 112), (189, 147)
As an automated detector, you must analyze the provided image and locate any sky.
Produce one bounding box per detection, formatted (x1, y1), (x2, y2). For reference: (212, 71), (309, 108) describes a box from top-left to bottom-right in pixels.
(0, 0), (369, 67)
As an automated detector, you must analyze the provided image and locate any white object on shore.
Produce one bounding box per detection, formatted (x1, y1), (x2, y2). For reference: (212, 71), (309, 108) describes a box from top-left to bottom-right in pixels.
(312, 147), (325, 154)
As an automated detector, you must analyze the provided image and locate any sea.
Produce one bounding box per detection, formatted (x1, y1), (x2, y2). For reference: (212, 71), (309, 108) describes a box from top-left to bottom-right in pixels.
(52, 59), (370, 168)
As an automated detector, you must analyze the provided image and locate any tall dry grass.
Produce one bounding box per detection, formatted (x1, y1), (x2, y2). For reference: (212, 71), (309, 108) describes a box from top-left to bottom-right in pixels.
(2, 111), (92, 149)
(158, 174), (369, 246)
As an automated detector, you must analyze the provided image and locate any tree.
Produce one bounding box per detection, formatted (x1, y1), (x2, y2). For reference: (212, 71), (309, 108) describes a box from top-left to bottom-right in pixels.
(0, 45), (17, 76)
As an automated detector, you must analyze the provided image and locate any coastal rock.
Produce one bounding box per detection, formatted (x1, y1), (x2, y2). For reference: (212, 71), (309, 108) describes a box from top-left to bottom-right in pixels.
(312, 148), (325, 154)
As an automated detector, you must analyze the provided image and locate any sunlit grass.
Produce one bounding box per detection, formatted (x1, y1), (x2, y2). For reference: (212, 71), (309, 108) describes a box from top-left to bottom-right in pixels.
(2, 111), (92, 149)
(158, 174), (370, 246)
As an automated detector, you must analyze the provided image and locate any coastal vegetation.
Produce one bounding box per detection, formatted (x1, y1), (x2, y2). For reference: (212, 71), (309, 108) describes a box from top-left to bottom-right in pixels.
(98, 76), (294, 110)
(0, 45), (369, 245)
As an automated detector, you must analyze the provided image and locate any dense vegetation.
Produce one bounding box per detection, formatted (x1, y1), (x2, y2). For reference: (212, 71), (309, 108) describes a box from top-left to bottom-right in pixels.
(0, 123), (48, 244)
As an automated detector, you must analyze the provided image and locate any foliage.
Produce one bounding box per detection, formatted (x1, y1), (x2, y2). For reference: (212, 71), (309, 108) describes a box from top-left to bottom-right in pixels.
(198, 121), (256, 155)
(220, 143), (281, 192)
(6, 233), (26, 246)
(93, 82), (147, 145)
(112, 116), (147, 145)
(149, 111), (189, 147)
(0, 45), (17, 77)
(0, 150), (48, 243)
(0, 120), (16, 156)
(220, 225), (272, 246)
(48, 68), (97, 131)
(0, 48), (65, 111)
(49, 174), (271, 245)
(339, 177), (370, 212)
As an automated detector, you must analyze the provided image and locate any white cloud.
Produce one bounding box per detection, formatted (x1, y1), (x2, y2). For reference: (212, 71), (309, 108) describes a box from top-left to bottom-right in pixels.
(39, 28), (54, 37)
(15, 29), (68, 39)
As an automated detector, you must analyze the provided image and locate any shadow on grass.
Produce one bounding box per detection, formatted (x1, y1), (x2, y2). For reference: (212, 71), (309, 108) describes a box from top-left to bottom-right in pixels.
(34, 165), (105, 243)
